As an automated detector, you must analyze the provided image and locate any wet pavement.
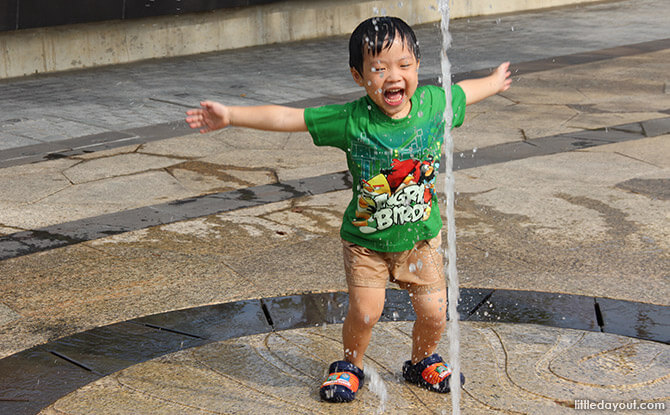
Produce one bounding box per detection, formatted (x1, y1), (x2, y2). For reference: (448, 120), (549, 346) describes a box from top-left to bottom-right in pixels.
(1, 0), (669, 414)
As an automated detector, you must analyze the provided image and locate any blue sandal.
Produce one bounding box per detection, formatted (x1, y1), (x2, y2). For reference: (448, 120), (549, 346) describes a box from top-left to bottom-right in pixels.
(402, 354), (465, 393)
(320, 360), (365, 402)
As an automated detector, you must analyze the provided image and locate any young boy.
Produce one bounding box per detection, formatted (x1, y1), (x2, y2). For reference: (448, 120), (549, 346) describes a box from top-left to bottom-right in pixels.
(187, 17), (511, 403)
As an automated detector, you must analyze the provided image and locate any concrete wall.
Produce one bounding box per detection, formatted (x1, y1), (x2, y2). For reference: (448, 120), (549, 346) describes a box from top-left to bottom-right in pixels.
(0, 0), (604, 79)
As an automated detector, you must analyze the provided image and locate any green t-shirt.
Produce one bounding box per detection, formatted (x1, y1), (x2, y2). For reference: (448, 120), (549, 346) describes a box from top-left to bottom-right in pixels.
(304, 84), (466, 252)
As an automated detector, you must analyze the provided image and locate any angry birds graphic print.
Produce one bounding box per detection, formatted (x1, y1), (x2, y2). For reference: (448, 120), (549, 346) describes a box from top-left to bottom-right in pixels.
(353, 156), (438, 234)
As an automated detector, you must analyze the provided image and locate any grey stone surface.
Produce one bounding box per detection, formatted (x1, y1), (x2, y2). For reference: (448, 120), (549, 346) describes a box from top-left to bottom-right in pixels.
(62, 153), (186, 184)
(0, 1), (669, 414)
(1, 0), (670, 154)
(0, 303), (21, 326)
(37, 322), (670, 415)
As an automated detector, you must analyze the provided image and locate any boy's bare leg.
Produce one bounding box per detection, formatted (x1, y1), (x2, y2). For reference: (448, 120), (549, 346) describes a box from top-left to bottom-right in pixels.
(342, 286), (386, 369)
(409, 288), (447, 364)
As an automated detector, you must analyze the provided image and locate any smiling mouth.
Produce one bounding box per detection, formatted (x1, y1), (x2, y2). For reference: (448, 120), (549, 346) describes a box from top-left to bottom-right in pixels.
(383, 88), (405, 106)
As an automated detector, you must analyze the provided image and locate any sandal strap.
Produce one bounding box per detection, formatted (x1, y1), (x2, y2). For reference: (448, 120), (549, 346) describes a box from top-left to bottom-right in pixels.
(421, 361), (452, 385)
(321, 371), (360, 393)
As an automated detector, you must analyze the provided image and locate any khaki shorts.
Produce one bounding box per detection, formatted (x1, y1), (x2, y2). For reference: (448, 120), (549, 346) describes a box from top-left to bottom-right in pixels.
(342, 233), (446, 295)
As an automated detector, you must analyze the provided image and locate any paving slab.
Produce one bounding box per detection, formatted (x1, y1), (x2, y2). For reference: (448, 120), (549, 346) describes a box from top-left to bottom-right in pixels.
(33, 322), (670, 415)
(0, 1), (669, 414)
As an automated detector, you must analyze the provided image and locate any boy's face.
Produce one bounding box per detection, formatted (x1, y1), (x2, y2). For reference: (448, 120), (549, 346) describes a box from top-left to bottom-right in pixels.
(351, 36), (419, 119)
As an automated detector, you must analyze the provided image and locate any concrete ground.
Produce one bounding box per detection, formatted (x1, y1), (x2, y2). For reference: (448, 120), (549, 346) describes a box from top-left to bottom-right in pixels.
(0, 0), (669, 414)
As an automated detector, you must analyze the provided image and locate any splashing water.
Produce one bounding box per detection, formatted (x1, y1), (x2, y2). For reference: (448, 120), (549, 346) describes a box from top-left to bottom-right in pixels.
(438, 1), (462, 414)
(366, 366), (388, 414)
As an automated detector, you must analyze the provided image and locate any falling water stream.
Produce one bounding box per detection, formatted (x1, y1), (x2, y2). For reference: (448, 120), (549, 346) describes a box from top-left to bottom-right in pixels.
(438, 1), (462, 413)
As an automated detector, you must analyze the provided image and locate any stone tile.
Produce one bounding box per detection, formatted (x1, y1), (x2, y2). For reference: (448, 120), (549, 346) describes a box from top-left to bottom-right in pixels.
(168, 167), (240, 193)
(482, 323), (670, 409)
(0, 347), (100, 415)
(455, 103), (581, 152)
(262, 292), (350, 330)
(202, 148), (343, 171)
(0, 237), (34, 261)
(138, 132), (235, 158)
(221, 235), (348, 298)
(0, 303), (21, 326)
(62, 153), (185, 184)
(276, 161), (347, 182)
(586, 135), (670, 168)
(0, 159), (75, 204)
(380, 287), (494, 322)
(44, 322), (207, 376)
(566, 112), (665, 132)
(467, 289), (599, 331)
(597, 298), (670, 343)
(0, 116), (109, 143)
(0, 240), (258, 356)
(38, 171), (192, 211)
(39, 322), (670, 415)
(641, 116), (670, 137)
(71, 144), (142, 160)
(0, 133), (41, 151)
(131, 300), (271, 342)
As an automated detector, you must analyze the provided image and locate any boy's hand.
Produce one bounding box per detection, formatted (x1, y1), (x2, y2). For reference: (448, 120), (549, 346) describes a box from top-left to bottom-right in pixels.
(186, 101), (230, 133)
(457, 61), (513, 105)
(493, 62), (512, 94)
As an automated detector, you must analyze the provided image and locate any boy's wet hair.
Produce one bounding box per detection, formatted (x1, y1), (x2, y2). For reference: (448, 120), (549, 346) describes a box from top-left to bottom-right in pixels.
(349, 16), (420, 76)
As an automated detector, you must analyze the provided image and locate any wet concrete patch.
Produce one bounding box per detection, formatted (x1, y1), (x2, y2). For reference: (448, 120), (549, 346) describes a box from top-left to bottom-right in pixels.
(261, 292), (350, 330)
(131, 299), (271, 342)
(0, 347), (100, 415)
(381, 288), (494, 322)
(1, 289), (667, 415)
(43, 322), (207, 376)
(616, 178), (670, 200)
(597, 297), (670, 343)
(466, 290), (600, 332)
(641, 116), (670, 137)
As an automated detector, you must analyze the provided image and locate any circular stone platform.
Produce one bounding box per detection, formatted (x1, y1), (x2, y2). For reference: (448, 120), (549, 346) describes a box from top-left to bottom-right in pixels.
(39, 321), (669, 414)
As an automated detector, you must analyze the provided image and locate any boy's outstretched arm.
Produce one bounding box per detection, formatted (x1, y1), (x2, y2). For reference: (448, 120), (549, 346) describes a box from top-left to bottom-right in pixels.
(457, 62), (512, 105)
(186, 101), (307, 133)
